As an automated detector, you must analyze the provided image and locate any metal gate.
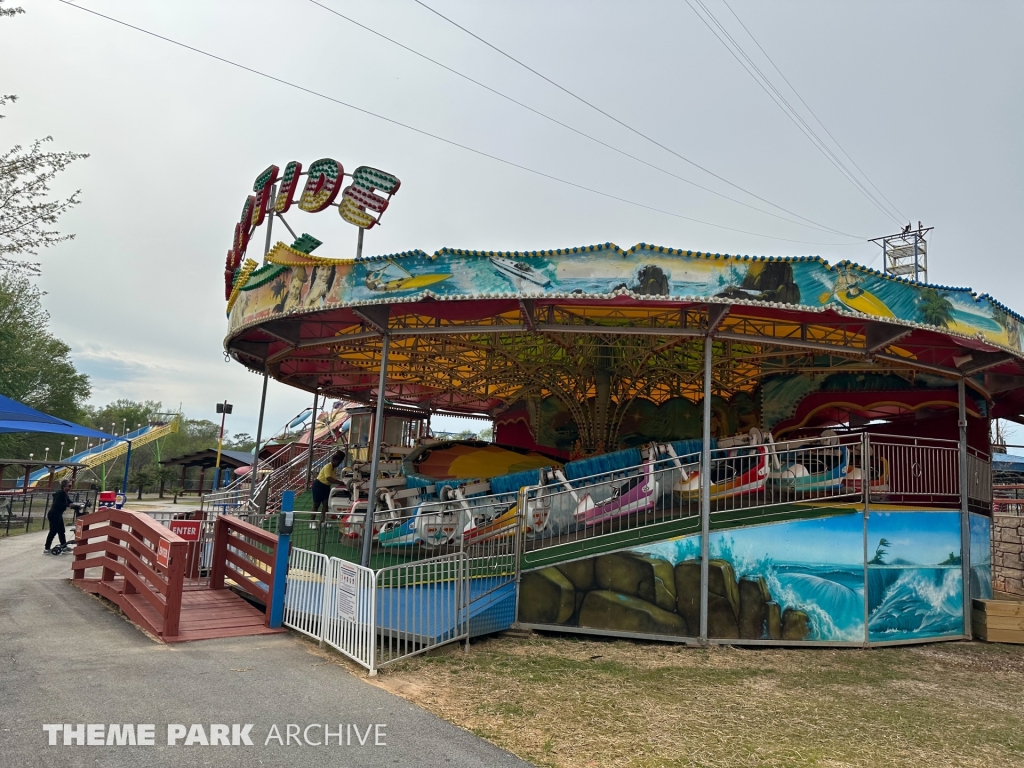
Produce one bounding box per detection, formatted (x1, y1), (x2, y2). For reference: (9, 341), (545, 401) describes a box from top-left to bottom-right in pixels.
(283, 547), (468, 675)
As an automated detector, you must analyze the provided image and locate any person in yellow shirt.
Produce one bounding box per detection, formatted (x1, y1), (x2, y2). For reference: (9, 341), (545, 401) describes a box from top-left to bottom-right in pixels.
(312, 450), (346, 516)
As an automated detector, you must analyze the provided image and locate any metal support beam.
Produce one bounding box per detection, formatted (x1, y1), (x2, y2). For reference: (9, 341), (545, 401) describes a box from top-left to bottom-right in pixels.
(519, 300), (536, 332)
(706, 303), (730, 333)
(958, 378), (972, 639)
(958, 351), (1015, 376)
(260, 319), (302, 346)
(121, 441), (132, 496)
(864, 322), (912, 353)
(353, 306), (390, 334)
(305, 390), (318, 490)
(250, 371), (269, 496)
(361, 332), (391, 568)
(700, 333), (713, 644)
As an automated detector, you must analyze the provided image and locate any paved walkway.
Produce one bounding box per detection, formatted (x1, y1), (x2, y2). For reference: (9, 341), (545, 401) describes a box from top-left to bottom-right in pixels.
(0, 530), (532, 768)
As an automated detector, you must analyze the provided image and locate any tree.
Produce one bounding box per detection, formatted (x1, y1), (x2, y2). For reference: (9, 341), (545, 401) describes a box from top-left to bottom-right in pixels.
(225, 432), (256, 453)
(129, 465), (155, 500)
(0, 1), (88, 275)
(87, 399), (162, 437)
(918, 288), (954, 328)
(0, 272), (91, 468)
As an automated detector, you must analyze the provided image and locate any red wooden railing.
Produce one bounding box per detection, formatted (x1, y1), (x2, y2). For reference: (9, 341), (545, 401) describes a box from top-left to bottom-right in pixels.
(210, 515), (279, 625)
(72, 509), (188, 638)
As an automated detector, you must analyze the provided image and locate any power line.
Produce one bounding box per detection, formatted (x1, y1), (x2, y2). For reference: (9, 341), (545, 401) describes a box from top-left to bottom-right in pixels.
(409, 0), (868, 239)
(685, 0), (903, 225)
(307, 0), (861, 240)
(53, 0), (864, 246)
(720, 0), (907, 223)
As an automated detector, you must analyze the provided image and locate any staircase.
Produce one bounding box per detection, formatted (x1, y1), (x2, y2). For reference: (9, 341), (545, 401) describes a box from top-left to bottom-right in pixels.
(204, 442), (335, 516)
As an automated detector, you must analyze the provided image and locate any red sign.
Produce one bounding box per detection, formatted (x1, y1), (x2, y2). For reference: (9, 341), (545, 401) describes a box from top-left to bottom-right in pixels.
(75, 518), (84, 540)
(157, 539), (170, 569)
(169, 520), (202, 542)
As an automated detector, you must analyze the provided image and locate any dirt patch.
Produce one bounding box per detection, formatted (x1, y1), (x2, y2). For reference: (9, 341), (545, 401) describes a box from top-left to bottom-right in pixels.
(369, 634), (1024, 768)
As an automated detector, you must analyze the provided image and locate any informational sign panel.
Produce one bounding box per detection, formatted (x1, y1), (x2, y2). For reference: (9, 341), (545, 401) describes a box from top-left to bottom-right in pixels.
(75, 518), (84, 540)
(157, 539), (171, 569)
(337, 562), (359, 621)
(168, 520), (202, 542)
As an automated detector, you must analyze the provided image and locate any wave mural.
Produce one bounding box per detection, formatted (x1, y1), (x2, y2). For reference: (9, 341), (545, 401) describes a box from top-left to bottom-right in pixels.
(970, 512), (993, 600)
(517, 508), (972, 644)
(865, 510), (964, 641)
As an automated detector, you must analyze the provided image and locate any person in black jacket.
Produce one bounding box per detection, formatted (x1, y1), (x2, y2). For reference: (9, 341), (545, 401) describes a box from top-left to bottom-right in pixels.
(44, 479), (73, 554)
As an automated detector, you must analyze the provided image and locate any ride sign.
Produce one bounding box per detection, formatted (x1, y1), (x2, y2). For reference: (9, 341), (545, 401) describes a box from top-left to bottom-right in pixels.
(157, 539), (171, 569)
(225, 158), (401, 292)
(168, 520), (202, 542)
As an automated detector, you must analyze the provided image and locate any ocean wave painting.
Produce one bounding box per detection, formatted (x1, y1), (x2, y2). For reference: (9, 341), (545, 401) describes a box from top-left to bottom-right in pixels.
(637, 513), (867, 642)
(970, 513), (993, 600)
(866, 510), (965, 641)
(631, 509), (971, 643)
(868, 567), (964, 640)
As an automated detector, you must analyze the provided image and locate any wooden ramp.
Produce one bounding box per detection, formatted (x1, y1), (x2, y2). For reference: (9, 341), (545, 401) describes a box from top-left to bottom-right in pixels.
(74, 578), (285, 643)
(135, 586), (284, 643)
(72, 509), (287, 644)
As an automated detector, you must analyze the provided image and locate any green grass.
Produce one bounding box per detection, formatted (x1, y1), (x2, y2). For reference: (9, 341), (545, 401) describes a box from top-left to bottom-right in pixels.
(374, 635), (1024, 768)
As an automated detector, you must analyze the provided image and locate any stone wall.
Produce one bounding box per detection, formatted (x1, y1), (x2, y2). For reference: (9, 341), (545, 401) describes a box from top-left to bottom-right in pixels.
(993, 514), (1024, 596)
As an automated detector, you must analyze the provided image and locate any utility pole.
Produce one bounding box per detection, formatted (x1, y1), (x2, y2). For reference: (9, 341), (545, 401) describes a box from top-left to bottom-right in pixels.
(214, 401), (233, 490)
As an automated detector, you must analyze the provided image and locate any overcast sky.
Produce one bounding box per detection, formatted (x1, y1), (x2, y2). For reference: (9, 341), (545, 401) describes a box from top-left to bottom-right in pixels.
(4, 0), (1023, 442)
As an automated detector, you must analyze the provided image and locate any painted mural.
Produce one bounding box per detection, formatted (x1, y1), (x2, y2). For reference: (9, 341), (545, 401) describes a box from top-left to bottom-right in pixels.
(228, 241), (1024, 357)
(761, 371), (986, 432)
(866, 511), (964, 641)
(497, 392), (760, 456)
(517, 510), (969, 644)
(970, 512), (993, 600)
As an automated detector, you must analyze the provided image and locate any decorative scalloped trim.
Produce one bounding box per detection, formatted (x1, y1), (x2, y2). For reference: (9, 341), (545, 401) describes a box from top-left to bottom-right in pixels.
(226, 259), (259, 314)
(224, 241), (1024, 356)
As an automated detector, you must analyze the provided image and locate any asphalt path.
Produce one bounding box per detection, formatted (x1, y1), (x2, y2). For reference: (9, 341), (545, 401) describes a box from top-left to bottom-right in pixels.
(0, 530), (532, 768)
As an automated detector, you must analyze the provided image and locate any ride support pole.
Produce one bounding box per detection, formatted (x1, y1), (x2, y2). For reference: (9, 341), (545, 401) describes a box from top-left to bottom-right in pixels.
(121, 442), (132, 498)
(251, 373), (269, 498)
(305, 391), (318, 490)
(700, 333), (713, 644)
(250, 186), (276, 501)
(958, 378), (972, 639)
(361, 333), (390, 568)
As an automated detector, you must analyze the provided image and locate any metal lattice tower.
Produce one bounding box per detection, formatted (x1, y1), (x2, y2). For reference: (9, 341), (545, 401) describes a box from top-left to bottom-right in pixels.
(870, 223), (933, 283)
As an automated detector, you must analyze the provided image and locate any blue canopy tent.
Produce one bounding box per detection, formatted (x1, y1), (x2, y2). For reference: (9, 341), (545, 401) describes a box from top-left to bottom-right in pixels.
(0, 394), (130, 491)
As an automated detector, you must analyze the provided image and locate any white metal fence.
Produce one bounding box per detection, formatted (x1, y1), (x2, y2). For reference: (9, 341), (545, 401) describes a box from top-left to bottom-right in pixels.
(322, 557), (377, 670)
(374, 553), (469, 670)
(282, 546), (331, 640)
(284, 547), (469, 675)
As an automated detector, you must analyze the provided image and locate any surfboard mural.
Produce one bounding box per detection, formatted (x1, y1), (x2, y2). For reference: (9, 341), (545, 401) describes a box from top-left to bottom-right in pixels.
(228, 242), (1024, 357)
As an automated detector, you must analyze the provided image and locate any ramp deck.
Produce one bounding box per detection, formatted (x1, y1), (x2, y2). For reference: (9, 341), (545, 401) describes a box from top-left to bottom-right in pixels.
(74, 577), (285, 643)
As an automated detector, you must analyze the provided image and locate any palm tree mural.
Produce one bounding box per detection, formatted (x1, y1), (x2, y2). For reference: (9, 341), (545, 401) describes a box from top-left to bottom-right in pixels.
(868, 538), (892, 565)
(918, 288), (954, 328)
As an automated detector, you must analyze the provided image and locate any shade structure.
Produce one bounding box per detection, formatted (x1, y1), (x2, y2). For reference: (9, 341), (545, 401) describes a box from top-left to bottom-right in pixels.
(0, 394), (118, 441)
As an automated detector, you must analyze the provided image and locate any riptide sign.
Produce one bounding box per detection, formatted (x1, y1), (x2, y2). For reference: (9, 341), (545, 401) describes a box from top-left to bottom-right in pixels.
(225, 159), (401, 299)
